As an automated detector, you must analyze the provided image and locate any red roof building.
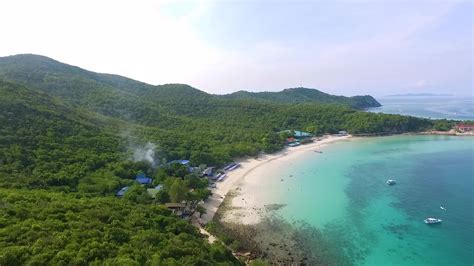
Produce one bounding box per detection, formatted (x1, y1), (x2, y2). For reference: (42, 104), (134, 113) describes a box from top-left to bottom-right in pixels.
(456, 124), (474, 132)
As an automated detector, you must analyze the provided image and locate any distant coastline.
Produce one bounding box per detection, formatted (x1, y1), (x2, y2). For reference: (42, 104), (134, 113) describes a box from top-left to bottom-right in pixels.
(385, 93), (454, 97)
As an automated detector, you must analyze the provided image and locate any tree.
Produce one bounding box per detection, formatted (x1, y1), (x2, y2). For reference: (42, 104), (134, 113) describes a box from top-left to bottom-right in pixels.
(196, 205), (206, 218)
(155, 190), (170, 204)
(169, 179), (187, 203)
(123, 185), (150, 204)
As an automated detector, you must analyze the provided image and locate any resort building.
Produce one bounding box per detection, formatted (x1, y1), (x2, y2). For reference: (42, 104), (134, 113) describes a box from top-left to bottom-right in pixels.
(337, 131), (348, 136)
(456, 124), (474, 132)
(286, 137), (301, 147)
(293, 130), (313, 138)
(279, 130), (313, 139)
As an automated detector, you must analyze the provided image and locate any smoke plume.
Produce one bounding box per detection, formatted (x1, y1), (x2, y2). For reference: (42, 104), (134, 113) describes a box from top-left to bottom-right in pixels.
(132, 142), (157, 166)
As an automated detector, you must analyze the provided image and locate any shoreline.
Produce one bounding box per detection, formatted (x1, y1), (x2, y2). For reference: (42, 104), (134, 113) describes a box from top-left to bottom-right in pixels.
(197, 135), (352, 225)
(195, 131), (470, 227)
(197, 132), (473, 264)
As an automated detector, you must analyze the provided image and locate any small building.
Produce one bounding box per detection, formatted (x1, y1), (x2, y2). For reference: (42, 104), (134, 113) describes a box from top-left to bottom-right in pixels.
(294, 130), (312, 139)
(456, 124), (474, 132)
(164, 203), (186, 213)
(168, 159), (190, 166)
(279, 130), (313, 139)
(287, 142), (301, 147)
(188, 166), (200, 174)
(337, 131), (348, 136)
(116, 186), (129, 197)
(201, 167), (214, 177)
(135, 173), (152, 185)
(286, 137), (301, 147)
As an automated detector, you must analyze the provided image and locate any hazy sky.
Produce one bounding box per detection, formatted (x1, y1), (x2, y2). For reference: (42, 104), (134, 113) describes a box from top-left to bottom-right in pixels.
(0, 0), (472, 96)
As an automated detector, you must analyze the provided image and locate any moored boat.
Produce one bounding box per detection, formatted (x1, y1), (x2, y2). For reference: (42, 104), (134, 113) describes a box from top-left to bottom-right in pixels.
(228, 163), (241, 171)
(424, 218), (442, 224)
(217, 174), (227, 182)
(386, 179), (396, 185)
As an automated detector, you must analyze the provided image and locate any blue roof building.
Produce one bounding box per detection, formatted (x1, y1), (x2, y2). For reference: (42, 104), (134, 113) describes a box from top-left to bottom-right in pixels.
(135, 173), (152, 185)
(116, 186), (129, 197)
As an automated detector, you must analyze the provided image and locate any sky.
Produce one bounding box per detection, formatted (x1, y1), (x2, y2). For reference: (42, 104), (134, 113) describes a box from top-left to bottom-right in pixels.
(0, 0), (472, 96)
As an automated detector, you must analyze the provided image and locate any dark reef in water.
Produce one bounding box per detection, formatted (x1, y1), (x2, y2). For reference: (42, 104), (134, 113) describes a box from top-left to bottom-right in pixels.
(214, 214), (362, 265)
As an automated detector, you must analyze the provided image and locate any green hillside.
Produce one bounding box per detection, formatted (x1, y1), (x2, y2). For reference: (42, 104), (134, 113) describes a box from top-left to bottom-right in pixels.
(0, 54), (438, 180)
(0, 54), (445, 264)
(220, 87), (382, 109)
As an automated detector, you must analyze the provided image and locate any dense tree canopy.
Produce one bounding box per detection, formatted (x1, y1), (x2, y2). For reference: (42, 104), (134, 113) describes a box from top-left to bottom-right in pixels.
(0, 189), (239, 265)
(0, 54), (462, 264)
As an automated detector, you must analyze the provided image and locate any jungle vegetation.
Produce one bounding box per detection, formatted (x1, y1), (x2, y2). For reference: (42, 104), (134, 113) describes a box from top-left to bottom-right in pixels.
(0, 54), (458, 264)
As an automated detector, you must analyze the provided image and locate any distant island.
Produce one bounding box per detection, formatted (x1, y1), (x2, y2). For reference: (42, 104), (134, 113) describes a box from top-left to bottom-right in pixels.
(386, 93), (454, 97)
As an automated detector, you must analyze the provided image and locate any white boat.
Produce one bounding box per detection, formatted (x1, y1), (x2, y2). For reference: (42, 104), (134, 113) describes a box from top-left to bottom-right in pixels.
(424, 218), (442, 224)
(228, 163), (241, 171)
(386, 179), (396, 185)
(440, 206), (447, 211)
(217, 174), (227, 182)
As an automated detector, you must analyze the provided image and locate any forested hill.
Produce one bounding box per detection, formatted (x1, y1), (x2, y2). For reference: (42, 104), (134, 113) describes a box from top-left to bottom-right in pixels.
(0, 54), (379, 110)
(0, 54), (451, 264)
(219, 87), (381, 109)
(0, 53), (447, 168)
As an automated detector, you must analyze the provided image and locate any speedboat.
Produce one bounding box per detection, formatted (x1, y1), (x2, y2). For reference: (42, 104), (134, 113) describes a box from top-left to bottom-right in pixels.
(424, 218), (442, 224)
(386, 179), (396, 185)
(440, 206), (447, 211)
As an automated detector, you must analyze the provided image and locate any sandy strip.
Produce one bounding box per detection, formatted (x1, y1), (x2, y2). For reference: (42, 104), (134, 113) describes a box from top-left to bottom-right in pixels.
(197, 135), (352, 225)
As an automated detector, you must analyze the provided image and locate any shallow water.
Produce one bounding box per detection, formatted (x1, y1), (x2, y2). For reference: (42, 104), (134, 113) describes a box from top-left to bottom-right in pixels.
(265, 136), (473, 265)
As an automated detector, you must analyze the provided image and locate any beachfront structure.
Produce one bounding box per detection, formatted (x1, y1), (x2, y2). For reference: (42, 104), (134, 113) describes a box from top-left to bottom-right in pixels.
(456, 124), (474, 132)
(116, 186), (129, 197)
(201, 167), (214, 177)
(135, 173), (152, 185)
(337, 131), (348, 136)
(286, 137), (301, 147)
(294, 130), (313, 138)
(279, 130), (313, 139)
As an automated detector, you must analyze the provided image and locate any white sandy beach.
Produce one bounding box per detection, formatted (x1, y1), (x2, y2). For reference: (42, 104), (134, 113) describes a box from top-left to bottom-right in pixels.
(198, 135), (352, 225)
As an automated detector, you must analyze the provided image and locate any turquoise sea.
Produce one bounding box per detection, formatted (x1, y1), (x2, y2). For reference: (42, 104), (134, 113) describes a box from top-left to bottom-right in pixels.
(269, 135), (473, 265)
(368, 96), (474, 120)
